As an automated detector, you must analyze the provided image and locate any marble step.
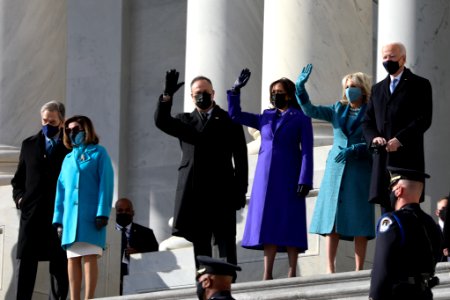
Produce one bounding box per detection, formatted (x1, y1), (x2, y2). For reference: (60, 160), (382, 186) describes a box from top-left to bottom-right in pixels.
(97, 262), (450, 300)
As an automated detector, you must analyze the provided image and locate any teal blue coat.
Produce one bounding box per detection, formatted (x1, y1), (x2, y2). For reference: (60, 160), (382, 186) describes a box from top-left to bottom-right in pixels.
(301, 100), (375, 239)
(53, 144), (114, 249)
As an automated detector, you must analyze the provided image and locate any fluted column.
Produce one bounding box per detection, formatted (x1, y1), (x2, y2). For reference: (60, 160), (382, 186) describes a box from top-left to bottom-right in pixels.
(261, 0), (373, 275)
(184, 0), (264, 113)
(377, 0), (450, 207)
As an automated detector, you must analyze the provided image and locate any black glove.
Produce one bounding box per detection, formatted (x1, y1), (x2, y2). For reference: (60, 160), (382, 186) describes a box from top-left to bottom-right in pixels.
(231, 68), (251, 93)
(235, 193), (247, 210)
(54, 223), (63, 239)
(163, 69), (185, 97)
(14, 197), (22, 209)
(95, 216), (108, 229)
(297, 184), (312, 198)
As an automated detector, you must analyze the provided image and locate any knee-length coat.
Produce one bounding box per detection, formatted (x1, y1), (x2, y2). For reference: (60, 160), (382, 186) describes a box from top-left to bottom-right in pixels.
(53, 144), (114, 250)
(228, 92), (313, 251)
(300, 99), (375, 239)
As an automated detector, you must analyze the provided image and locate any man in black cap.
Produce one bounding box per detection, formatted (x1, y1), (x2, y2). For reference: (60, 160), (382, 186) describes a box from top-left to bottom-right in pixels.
(369, 167), (442, 300)
(196, 256), (241, 300)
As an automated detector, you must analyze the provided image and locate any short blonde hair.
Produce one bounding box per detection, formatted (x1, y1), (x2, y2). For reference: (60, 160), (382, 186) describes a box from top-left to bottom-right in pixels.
(340, 72), (372, 105)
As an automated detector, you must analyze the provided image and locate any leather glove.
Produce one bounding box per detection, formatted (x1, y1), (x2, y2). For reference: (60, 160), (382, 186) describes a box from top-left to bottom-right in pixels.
(54, 223), (63, 239)
(14, 197), (22, 209)
(297, 184), (312, 198)
(95, 216), (109, 229)
(295, 64), (313, 105)
(334, 145), (354, 163)
(163, 69), (185, 97)
(231, 68), (251, 93)
(235, 193), (247, 210)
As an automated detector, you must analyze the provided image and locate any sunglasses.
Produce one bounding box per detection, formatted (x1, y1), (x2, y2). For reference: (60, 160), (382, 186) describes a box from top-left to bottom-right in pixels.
(65, 126), (84, 135)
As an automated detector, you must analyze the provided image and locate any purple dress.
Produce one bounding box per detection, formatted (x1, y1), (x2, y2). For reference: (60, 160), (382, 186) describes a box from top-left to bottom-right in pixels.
(228, 92), (314, 251)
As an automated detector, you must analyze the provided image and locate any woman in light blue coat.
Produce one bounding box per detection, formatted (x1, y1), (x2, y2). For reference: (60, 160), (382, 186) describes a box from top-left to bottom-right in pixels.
(53, 115), (114, 300)
(295, 65), (374, 273)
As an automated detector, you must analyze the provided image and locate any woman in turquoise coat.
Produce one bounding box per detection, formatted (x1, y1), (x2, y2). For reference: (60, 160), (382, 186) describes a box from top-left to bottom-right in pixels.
(53, 115), (114, 300)
(295, 64), (374, 273)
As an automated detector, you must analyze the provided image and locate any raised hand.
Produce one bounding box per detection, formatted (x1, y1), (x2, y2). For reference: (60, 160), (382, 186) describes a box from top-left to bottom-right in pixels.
(164, 69), (185, 97)
(231, 68), (251, 93)
(295, 64), (313, 93)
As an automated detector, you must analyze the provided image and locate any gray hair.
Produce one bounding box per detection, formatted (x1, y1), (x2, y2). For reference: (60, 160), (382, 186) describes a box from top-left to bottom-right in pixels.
(40, 101), (65, 121)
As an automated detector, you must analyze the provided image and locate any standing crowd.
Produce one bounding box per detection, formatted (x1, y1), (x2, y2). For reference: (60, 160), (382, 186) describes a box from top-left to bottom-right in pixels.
(11, 41), (444, 300)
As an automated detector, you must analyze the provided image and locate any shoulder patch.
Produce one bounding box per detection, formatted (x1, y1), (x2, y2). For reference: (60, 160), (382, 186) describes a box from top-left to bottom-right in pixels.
(379, 216), (393, 232)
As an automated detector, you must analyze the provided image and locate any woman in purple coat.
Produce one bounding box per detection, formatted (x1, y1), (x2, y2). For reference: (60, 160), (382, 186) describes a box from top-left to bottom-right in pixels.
(227, 69), (314, 279)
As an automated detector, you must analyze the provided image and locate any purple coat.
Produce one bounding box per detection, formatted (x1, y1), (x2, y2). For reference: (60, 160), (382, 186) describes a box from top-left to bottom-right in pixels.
(228, 92), (313, 251)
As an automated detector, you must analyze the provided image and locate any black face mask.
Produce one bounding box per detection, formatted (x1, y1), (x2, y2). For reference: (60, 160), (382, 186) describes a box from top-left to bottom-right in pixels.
(383, 60), (400, 75)
(116, 213), (133, 227)
(271, 93), (288, 110)
(439, 208), (447, 222)
(389, 190), (398, 209)
(195, 92), (212, 110)
(196, 281), (205, 300)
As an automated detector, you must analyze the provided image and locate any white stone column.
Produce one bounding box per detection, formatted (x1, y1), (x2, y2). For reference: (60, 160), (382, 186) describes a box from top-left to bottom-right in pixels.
(261, 0), (373, 276)
(66, 0), (127, 296)
(0, 1), (66, 298)
(184, 0), (264, 113)
(378, 0), (450, 209)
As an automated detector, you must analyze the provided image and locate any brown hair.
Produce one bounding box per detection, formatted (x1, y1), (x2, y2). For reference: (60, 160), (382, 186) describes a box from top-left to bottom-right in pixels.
(63, 115), (99, 149)
(269, 77), (301, 110)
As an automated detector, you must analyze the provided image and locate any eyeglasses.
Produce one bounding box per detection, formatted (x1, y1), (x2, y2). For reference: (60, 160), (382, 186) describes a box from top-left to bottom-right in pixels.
(65, 126), (84, 135)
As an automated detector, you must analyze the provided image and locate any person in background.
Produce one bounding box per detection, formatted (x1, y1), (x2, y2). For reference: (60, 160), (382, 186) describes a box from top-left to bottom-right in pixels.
(227, 69), (313, 280)
(154, 69), (248, 268)
(369, 167), (441, 300)
(196, 256), (241, 300)
(362, 42), (432, 211)
(295, 64), (375, 273)
(53, 115), (114, 300)
(435, 196), (448, 262)
(11, 100), (69, 300)
(115, 197), (159, 294)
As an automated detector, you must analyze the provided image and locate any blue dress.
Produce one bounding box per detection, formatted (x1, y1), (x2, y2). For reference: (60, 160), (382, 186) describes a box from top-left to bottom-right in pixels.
(300, 99), (375, 240)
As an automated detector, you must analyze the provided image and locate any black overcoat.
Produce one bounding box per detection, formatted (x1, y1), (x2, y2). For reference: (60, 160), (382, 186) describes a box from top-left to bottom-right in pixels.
(128, 222), (159, 253)
(155, 98), (248, 242)
(362, 68), (432, 206)
(11, 131), (69, 260)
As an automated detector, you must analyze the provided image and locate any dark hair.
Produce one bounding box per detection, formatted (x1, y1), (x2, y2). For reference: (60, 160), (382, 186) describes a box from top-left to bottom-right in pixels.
(269, 77), (301, 110)
(63, 115), (99, 149)
(190, 76), (213, 88)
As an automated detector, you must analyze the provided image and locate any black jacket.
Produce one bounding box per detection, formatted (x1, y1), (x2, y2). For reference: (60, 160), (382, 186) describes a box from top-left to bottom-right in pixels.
(362, 68), (432, 206)
(155, 98), (248, 241)
(11, 131), (69, 260)
(369, 203), (442, 300)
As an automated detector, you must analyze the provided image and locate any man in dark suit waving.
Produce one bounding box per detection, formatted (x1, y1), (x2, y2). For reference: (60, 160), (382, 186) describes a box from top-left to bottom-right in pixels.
(154, 69), (248, 268)
(362, 42), (433, 210)
(115, 197), (159, 294)
(11, 101), (70, 300)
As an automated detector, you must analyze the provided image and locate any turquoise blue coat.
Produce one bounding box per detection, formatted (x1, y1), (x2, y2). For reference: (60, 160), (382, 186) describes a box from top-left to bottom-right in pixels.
(301, 100), (375, 239)
(53, 144), (114, 250)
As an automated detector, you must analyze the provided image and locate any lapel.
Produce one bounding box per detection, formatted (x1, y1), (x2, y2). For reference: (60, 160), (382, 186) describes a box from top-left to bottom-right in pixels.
(272, 107), (297, 134)
(338, 104), (366, 137)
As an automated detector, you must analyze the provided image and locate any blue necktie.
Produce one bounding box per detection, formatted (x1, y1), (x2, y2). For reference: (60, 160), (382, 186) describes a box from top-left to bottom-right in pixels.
(390, 78), (399, 94)
(47, 139), (56, 155)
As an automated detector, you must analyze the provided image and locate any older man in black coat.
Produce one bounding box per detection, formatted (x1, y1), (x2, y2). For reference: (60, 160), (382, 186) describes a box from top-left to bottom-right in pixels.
(11, 101), (70, 300)
(154, 70), (248, 268)
(362, 42), (432, 210)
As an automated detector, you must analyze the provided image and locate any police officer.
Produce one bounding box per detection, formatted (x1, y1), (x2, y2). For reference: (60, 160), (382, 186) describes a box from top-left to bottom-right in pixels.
(196, 256), (241, 300)
(369, 167), (442, 300)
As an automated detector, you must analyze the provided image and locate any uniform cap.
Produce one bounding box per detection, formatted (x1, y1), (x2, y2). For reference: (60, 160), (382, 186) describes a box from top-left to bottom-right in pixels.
(388, 166), (430, 186)
(196, 256), (241, 280)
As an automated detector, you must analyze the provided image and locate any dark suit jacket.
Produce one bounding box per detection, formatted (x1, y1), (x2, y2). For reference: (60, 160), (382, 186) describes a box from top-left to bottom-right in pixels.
(128, 222), (159, 253)
(362, 68), (432, 206)
(154, 97), (248, 242)
(11, 131), (70, 260)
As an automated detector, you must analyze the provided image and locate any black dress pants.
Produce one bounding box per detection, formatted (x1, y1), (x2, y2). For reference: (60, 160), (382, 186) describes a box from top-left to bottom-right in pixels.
(16, 250), (68, 300)
(192, 232), (237, 268)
